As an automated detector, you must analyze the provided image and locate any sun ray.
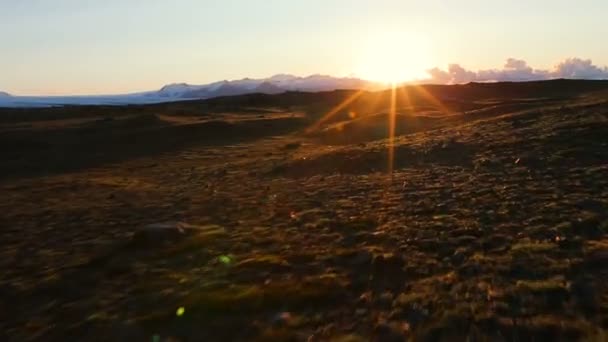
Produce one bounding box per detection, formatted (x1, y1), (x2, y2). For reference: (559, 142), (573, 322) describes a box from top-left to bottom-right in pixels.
(410, 84), (452, 115)
(398, 85), (412, 113)
(365, 90), (384, 117)
(387, 83), (397, 176)
(306, 89), (365, 133)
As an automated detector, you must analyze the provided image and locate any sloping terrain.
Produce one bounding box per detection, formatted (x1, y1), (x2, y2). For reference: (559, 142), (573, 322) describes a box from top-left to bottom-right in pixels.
(1, 80), (608, 341)
(0, 74), (382, 108)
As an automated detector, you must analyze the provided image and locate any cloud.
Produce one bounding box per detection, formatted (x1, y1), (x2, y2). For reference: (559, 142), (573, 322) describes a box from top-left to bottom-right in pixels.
(554, 58), (608, 79)
(422, 57), (608, 84)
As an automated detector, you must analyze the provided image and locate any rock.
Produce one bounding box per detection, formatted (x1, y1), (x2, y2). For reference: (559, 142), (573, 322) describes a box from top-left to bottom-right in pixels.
(347, 250), (374, 267)
(388, 308), (405, 321)
(511, 117), (527, 128)
(417, 238), (439, 252)
(556, 236), (583, 250)
(131, 222), (225, 245)
(88, 321), (146, 341)
(572, 212), (604, 239)
(375, 291), (394, 309)
(481, 234), (510, 251)
(372, 253), (404, 278)
(555, 221), (574, 235)
(283, 142), (302, 150)
(569, 277), (598, 310)
(331, 334), (367, 342)
(451, 249), (467, 265)
(358, 291), (372, 305)
(475, 157), (502, 170)
(355, 308), (368, 316)
(404, 306), (429, 327)
(574, 199), (606, 213)
(373, 322), (408, 342)
(585, 248), (608, 267)
(454, 235), (478, 246)
(513, 155), (543, 169)
(528, 226), (559, 241)
(271, 311), (293, 327)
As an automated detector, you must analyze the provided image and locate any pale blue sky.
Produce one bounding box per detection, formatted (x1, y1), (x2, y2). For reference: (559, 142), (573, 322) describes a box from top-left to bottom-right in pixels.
(1, 0), (607, 95)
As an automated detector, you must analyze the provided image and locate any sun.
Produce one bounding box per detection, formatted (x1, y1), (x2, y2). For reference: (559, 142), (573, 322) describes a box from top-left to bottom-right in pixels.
(355, 31), (433, 84)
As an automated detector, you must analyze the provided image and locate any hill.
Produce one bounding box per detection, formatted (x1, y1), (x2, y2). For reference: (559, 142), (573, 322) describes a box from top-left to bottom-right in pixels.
(1, 79), (608, 340)
(0, 74), (383, 108)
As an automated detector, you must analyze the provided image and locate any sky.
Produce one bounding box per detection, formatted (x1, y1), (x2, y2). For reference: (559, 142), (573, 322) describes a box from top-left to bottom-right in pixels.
(1, 0), (608, 95)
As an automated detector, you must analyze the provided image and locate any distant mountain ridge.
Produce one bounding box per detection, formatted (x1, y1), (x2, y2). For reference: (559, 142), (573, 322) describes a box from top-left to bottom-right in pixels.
(152, 74), (380, 100)
(2, 78), (608, 109)
(0, 74), (382, 108)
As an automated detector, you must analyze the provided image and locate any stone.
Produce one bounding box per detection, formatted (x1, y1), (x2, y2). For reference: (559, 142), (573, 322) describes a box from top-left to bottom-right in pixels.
(375, 291), (394, 310)
(572, 212), (604, 239)
(372, 253), (404, 276)
(451, 249), (467, 265)
(373, 322), (408, 342)
(131, 222), (225, 245)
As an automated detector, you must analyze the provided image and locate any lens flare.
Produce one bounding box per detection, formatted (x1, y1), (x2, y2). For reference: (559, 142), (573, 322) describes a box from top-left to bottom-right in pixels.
(306, 90), (365, 133)
(387, 83), (397, 175)
(411, 85), (452, 115)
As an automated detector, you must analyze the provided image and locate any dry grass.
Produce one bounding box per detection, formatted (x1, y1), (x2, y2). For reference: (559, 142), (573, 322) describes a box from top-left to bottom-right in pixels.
(1, 80), (608, 340)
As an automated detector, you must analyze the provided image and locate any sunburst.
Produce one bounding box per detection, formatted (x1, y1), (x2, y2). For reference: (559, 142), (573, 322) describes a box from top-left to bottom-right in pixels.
(307, 84), (450, 176)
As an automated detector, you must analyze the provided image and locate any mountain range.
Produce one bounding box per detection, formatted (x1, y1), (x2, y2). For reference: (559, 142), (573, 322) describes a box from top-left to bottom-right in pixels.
(0, 75), (382, 108)
(154, 74), (380, 99)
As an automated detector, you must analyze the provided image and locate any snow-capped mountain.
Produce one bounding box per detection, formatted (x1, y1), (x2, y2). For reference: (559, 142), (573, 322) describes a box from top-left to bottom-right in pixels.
(0, 75), (382, 108)
(254, 81), (284, 94)
(0, 91), (11, 98)
(149, 74), (381, 100)
(157, 83), (200, 98)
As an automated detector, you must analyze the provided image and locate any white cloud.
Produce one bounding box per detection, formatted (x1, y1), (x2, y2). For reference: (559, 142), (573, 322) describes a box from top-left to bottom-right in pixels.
(422, 57), (608, 84)
(553, 58), (608, 79)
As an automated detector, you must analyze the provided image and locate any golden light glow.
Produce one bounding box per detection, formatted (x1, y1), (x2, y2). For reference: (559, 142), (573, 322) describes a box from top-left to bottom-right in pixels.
(306, 89), (365, 133)
(387, 84), (397, 174)
(306, 40), (453, 178)
(355, 31), (433, 84)
(411, 85), (452, 115)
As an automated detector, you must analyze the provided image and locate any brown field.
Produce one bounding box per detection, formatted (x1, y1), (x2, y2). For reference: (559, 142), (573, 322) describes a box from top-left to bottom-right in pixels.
(1, 79), (608, 341)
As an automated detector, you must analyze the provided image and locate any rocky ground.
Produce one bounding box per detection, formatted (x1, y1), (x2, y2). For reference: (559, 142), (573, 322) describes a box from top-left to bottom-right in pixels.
(1, 83), (608, 341)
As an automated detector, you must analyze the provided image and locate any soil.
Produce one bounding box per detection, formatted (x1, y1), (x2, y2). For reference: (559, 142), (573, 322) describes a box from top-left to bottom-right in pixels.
(1, 80), (608, 341)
